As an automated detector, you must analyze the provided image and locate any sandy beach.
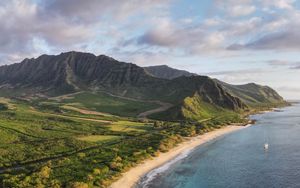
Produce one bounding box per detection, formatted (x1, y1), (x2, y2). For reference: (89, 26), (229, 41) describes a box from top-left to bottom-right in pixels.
(110, 124), (249, 188)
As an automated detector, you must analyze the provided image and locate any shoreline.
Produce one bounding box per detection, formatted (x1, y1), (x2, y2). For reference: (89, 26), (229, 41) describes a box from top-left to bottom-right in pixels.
(110, 124), (250, 188)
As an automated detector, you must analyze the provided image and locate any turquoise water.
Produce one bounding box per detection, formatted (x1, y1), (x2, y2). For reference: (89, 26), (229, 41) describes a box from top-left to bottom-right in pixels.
(137, 103), (300, 188)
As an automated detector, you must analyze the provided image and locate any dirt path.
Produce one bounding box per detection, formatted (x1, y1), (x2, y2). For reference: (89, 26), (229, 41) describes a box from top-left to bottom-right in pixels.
(137, 101), (173, 118)
(99, 91), (173, 118)
(62, 105), (113, 117)
(63, 115), (112, 123)
(49, 91), (83, 101)
(50, 91), (173, 119)
(29, 109), (112, 124)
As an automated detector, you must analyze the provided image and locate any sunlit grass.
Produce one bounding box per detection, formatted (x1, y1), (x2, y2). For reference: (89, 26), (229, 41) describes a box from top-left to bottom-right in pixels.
(59, 91), (160, 117)
(77, 135), (120, 142)
(109, 121), (152, 132)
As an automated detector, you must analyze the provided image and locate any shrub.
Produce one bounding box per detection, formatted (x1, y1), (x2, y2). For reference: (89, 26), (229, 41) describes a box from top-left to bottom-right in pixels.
(0, 103), (8, 111)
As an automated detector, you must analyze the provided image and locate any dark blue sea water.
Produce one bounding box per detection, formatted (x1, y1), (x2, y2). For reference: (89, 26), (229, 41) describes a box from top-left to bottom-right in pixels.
(137, 103), (300, 188)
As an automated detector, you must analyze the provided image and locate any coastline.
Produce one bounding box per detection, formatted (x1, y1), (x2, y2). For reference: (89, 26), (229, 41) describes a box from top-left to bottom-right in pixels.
(110, 124), (250, 188)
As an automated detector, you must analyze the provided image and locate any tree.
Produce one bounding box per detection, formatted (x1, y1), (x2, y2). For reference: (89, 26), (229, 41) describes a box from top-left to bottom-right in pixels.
(0, 103), (8, 111)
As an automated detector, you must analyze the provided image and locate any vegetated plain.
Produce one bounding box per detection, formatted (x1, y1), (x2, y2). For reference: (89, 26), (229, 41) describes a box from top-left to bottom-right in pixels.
(0, 94), (248, 188)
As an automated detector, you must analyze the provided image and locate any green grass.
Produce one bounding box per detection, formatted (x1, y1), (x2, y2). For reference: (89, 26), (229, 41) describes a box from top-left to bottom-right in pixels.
(108, 121), (152, 132)
(0, 99), (113, 166)
(181, 94), (239, 121)
(77, 135), (120, 142)
(56, 91), (160, 117)
(150, 93), (243, 124)
(0, 98), (164, 187)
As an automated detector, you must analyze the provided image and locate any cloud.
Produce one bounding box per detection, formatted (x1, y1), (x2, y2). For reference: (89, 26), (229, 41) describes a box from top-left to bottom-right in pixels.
(42, 0), (169, 23)
(204, 68), (270, 85)
(204, 68), (264, 76)
(261, 0), (296, 10)
(247, 30), (300, 50)
(230, 5), (256, 17)
(0, 0), (98, 63)
(213, 0), (256, 17)
(228, 29), (300, 51)
(222, 17), (262, 37)
(290, 64), (300, 69)
(136, 19), (180, 47)
(267, 60), (291, 66)
(225, 1), (300, 52)
(123, 0), (299, 56)
(0, 0), (299, 75)
(276, 86), (300, 92)
(0, 0), (170, 64)
(126, 17), (228, 55)
(266, 60), (300, 68)
(291, 66), (300, 69)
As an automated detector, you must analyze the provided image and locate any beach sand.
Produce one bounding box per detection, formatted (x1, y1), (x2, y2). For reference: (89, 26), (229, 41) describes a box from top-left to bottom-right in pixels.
(110, 125), (248, 188)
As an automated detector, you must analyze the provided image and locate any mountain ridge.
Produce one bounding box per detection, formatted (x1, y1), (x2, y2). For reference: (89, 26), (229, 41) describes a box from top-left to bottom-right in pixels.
(0, 51), (287, 121)
(144, 64), (286, 108)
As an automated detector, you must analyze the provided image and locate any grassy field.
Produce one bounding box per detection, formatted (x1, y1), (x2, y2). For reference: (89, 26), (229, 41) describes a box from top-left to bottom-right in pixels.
(77, 135), (120, 142)
(0, 95), (250, 188)
(108, 121), (152, 132)
(0, 98), (161, 187)
(52, 91), (160, 117)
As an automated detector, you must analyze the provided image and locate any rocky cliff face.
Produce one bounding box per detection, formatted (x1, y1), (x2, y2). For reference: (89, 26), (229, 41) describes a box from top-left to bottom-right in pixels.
(0, 52), (160, 95)
(164, 76), (247, 110)
(0, 54), (72, 93)
(215, 81), (285, 106)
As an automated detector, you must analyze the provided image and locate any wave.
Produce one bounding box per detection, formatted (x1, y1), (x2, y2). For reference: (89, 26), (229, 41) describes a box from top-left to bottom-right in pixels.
(137, 149), (194, 188)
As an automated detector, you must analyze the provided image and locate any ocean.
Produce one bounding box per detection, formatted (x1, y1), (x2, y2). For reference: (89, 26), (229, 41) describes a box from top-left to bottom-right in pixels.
(137, 103), (300, 188)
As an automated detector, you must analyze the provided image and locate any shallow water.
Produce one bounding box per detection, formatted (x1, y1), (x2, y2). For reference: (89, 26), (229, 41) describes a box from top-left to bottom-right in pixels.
(137, 103), (300, 188)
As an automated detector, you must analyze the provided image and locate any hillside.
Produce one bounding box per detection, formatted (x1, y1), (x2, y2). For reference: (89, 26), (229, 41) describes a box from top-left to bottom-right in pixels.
(0, 52), (286, 121)
(215, 80), (286, 107)
(0, 52), (162, 96)
(143, 64), (287, 108)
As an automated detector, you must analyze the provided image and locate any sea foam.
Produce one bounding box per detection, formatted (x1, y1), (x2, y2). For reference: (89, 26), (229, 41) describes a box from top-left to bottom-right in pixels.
(137, 149), (194, 188)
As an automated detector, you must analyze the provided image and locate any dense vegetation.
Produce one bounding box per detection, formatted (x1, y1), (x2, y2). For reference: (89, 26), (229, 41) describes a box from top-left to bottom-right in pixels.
(0, 96), (251, 188)
(0, 90), (286, 188)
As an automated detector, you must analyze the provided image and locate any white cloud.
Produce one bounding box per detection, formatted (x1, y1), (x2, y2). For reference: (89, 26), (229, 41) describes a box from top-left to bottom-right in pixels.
(0, 0), (170, 64)
(261, 0), (296, 10)
(230, 5), (256, 17)
(203, 19), (219, 26)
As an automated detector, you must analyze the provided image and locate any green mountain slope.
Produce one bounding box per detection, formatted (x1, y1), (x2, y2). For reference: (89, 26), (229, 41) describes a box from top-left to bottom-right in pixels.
(144, 64), (287, 108)
(214, 80), (286, 108)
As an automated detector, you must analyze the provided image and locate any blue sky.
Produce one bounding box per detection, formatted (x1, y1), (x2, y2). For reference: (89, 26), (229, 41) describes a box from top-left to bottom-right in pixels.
(0, 0), (299, 99)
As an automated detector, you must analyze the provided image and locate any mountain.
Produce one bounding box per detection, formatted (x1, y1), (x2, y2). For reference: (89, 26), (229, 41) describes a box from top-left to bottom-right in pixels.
(143, 64), (286, 108)
(0, 52), (162, 96)
(214, 80), (285, 107)
(144, 65), (196, 80)
(0, 51), (286, 121)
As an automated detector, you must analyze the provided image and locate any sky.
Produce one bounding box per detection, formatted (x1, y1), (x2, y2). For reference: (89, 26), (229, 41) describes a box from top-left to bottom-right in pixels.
(0, 0), (299, 99)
